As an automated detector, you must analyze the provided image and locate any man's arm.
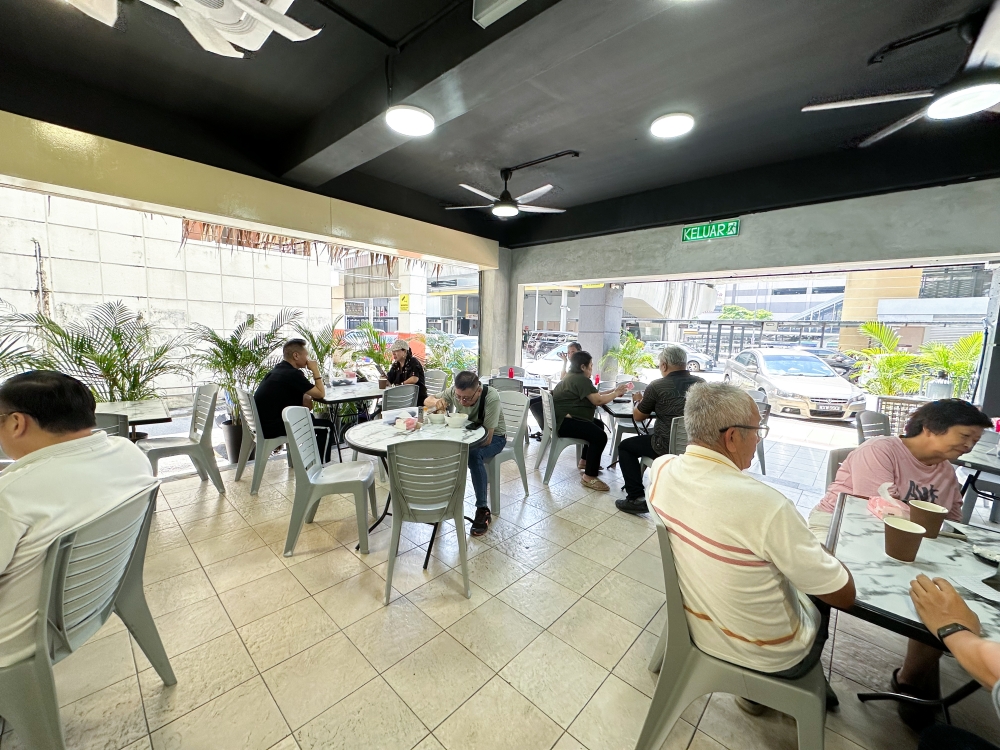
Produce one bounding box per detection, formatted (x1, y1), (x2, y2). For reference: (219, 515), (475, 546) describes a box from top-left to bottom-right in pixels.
(633, 388), (656, 421)
(814, 568), (856, 610)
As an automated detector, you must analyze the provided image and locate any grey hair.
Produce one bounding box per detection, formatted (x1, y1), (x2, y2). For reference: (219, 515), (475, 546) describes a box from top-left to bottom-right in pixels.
(658, 345), (687, 369)
(684, 382), (758, 446)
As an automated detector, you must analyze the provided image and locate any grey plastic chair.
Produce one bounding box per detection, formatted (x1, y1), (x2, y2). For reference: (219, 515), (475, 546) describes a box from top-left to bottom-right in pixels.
(755, 403), (770, 475)
(425, 368), (448, 397)
(94, 412), (129, 437)
(384, 440), (470, 604)
(749, 389), (769, 405)
(498, 365), (525, 377)
(0, 485), (176, 750)
(489, 377), (524, 392)
(638, 417), (688, 480)
(535, 389), (585, 485)
(960, 431), (1000, 523)
(826, 446), (854, 488)
(138, 384), (225, 493)
(281, 406), (377, 555)
(234, 387), (291, 495)
(636, 506), (827, 750)
(856, 410), (890, 444)
(485, 391), (530, 514)
(380, 384), (420, 412)
(609, 383), (650, 465)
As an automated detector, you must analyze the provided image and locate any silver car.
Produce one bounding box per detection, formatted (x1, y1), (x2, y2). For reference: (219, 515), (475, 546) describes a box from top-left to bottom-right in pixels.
(723, 348), (866, 421)
(644, 341), (714, 372)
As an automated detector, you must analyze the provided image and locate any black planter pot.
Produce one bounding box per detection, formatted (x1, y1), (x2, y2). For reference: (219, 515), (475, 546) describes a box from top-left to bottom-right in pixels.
(221, 420), (253, 464)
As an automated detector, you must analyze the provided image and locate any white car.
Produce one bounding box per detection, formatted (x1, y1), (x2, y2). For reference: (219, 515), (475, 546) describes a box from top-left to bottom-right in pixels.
(524, 343), (572, 380)
(723, 348), (866, 421)
(643, 341), (714, 372)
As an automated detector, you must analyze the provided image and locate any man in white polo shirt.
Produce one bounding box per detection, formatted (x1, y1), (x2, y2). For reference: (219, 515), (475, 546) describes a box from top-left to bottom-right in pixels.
(0, 371), (155, 667)
(647, 382), (855, 712)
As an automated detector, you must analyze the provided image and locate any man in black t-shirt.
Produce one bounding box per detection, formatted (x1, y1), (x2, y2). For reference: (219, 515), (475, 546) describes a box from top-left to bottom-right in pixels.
(254, 339), (333, 459)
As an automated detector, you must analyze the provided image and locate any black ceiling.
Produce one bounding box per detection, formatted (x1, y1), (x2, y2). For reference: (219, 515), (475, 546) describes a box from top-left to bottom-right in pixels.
(3, 0), (1000, 249)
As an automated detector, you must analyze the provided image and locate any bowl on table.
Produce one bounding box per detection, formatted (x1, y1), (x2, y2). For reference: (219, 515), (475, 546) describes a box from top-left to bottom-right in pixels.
(427, 413), (446, 425)
(446, 413), (468, 429)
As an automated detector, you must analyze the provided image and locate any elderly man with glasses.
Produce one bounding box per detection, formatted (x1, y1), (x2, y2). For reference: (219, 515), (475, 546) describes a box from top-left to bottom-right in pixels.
(425, 371), (506, 537)
(646, 382), (855, 715)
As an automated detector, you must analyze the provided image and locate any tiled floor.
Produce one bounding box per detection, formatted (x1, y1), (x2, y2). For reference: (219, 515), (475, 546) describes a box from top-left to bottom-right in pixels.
(5, 423), (1000, 750)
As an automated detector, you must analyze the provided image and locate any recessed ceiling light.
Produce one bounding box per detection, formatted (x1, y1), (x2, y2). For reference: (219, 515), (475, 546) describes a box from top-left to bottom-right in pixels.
(927, 83), (1000, 120)
(385, 105), (435, 136)
(492, 202), (519, 217)
(650, 113), (695, 138)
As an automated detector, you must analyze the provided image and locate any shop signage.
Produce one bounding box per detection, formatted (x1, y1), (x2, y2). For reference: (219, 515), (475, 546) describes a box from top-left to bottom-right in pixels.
(581, 283), (605, 289)
(682, 219), (740, 242)
(399, 294), (410, 312)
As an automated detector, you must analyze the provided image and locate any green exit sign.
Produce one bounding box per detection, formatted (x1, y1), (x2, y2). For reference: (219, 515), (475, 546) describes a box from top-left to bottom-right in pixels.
(682, 219), (740, 242)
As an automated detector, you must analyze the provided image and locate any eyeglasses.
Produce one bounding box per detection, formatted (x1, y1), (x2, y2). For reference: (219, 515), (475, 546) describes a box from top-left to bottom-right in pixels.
(719, 424), (769, 440)
(455, 387), (481, 404)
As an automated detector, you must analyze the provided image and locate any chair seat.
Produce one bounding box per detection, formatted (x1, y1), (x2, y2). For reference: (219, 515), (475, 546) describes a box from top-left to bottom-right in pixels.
(307, 460), (375, 487)
(137, 436), (197, 451)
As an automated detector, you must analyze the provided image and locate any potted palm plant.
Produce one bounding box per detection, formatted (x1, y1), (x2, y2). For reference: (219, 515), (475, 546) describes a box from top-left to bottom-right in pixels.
(292, 315), (348, 378)
(601, 330), (655, 381)
(350, 320), (393, 383)
(188, 308), (301, 462)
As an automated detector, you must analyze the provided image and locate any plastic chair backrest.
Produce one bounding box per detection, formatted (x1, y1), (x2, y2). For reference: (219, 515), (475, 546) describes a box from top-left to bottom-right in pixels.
(540, 389), (557, 439)
(387, 440), (469, 524)
(498, 391), (529, 442)
(42, 484), (158, 662)
(425, 369), (448, 396)
(490, 378), (523, 392)
(499, 366), (525, 377)
(236, 388), (259, 437)
(979, 431), (1000, 450)
(749, 390), (768, 405)
(669, 417), (688, 455)
(826, 446), (854, 488)
(649, 507), (696, 657)
(94, 413), (129, 437)
(189, 384), (218, 444)
(382, 384), (419, 411)
(857, 410), (890, 443)
(758, 403), (771, 426)
(282, 406), (321, 483)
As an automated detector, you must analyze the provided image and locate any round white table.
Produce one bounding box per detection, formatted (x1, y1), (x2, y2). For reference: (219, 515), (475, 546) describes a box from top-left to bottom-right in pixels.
(344, 421), (486, 561)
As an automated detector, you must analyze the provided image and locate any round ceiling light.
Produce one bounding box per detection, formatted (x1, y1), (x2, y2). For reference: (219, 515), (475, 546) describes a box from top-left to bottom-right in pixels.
(926, 83), (1000, 120)
(385, 105), (435, 136)
(491, 202), (519, 218)
(650, 113), (695, 138)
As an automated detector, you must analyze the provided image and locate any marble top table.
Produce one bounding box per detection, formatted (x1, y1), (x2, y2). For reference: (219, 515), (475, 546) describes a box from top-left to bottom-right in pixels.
(602, 399), (648, 420)
(829, 494), (1000, 647)
(316, 382), (384, 404)
(95, 400), (171, 426)
(345, 421), (486, 457)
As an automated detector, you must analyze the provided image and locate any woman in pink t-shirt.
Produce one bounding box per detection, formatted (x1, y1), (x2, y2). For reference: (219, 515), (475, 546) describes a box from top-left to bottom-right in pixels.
(810, 399), (992, 731)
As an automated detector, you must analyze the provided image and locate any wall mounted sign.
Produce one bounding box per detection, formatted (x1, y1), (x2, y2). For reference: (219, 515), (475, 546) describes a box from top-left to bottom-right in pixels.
(581, 283), (605, 289)
(682, 219), (740, 242)
(399, 294), (410, 312)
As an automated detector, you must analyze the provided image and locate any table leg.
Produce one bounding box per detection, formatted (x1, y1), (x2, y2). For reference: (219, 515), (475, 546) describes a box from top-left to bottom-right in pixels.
(356, 455), (392, 551)
(960, 471), (982, 524)
(857, 678), (981, 724)
(333, 402), (344, 463)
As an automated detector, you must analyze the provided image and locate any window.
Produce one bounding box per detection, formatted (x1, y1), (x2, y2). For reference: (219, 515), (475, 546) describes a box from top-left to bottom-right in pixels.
(734, 352), (750, 365)
(811, 286), (845, 294)
(920, 265), (993, 299)
(771, 287), (808, 296)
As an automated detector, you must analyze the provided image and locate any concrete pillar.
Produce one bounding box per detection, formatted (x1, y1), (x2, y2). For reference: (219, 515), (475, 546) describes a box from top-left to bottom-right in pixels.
(559, 289), (568, 330)
(480, 247), (512, 374)
(397, 264), (427, 335)
(577, 284), (624, 382)
(330, 270), (346, 328)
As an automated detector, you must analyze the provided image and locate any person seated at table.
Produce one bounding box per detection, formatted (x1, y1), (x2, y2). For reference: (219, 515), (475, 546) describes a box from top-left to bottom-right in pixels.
(528, 341), (582, 434)
(648, 382), (855, 714)
(615, 345), (704, 514)
(254, 339), (335, 461)
(386, 339), (426, 405)
(910, 574), (1000, 750)
(551, 351), (629, 492)
(808, 398), (992, 729)
(424, 371), (506, 537)
(0, 371), (156, 669)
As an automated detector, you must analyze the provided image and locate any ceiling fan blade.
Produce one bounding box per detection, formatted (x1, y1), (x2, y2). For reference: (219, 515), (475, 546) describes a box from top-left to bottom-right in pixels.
(802, 91), (934, 112)
(514, 184), (553, 204)
(175, 7), (244, 56)
(459, 184), (500, 202)
(517, 205), (565, 213)
(857, 108), (927, 148)
(229, 0), (321, 42)
(66, 0), (118, 26)
(444, 205), (493, 210)
(967, 0), (1000, 69)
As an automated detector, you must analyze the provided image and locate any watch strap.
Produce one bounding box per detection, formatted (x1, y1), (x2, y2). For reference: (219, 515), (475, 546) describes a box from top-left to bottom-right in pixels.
(936, 622), (971, 641)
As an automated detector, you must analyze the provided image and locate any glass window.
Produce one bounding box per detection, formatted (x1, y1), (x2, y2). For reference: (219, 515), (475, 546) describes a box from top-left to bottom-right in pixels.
(760, 354), (836, 377)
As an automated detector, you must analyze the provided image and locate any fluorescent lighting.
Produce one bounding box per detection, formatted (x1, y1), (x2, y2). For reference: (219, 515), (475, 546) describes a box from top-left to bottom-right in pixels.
(385, 105), (435, 136)
(492, 203), (519, 217)
(927, 83), (1000, 120)
(650, 113), (695, 138)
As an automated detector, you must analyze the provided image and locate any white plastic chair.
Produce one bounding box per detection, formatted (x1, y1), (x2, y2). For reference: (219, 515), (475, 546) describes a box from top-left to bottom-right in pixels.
(498, 365), (525, 377)
(93, 412), (129, 437)
(535, 389), (585, 485)
(608, 383), (649, 465)
(282, 406), (377, 555)
(485, 391), (530, 514)
(0, 485), (175, 750)
(489, 377), (524, 392)
(384, 440), (470, 604)
(138, 384), (225, 493)
(425, 369), (448, 397)
(755, 403), (770, 475)
(636, 505), (827, 750)
(234, 387), (291, 496)
(856, 410), (890, 444)
(749, 389), (769, 405)
(960, 431), (1000, 523)
(826, 446), (854, 488)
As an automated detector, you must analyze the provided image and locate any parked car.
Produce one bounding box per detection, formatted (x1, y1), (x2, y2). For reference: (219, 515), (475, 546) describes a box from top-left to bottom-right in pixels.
(793, 346), (856, 377)
(524, 342), (573, 380)
(643, 341), (715, 372)
(723, 348), (866, 421)
(526, 331), (575, 358)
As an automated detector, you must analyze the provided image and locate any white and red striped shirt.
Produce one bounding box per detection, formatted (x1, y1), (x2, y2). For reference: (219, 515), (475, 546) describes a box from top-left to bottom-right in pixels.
(649, 445), (848, 673)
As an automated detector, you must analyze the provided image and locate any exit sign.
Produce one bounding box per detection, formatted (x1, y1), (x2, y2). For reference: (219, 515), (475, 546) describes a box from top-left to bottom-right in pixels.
(682, 219), (740, 242)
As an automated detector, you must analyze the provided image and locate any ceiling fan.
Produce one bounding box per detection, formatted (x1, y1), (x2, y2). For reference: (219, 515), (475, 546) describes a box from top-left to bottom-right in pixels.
(64, 0), (320, 57)
(802, 1), (1000, 147)
(446, 150), (579, 218)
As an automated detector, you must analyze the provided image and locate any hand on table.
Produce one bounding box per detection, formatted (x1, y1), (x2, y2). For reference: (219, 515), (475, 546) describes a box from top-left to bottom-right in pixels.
(909, 574), (981, 636)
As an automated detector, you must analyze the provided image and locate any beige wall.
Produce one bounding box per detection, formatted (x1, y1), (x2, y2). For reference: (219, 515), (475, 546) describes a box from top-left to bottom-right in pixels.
(0, 110), (499, 270)
(838, 268), (923, 350)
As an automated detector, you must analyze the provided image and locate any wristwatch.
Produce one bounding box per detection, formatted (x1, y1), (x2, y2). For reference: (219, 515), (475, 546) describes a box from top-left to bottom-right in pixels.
(936, 622), (972, 642)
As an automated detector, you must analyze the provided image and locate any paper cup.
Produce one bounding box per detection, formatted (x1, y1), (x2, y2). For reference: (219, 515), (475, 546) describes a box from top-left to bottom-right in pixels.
(908, 500), (948, 539)
(378, 377), (388, 389)
(884, 517), (926, 562)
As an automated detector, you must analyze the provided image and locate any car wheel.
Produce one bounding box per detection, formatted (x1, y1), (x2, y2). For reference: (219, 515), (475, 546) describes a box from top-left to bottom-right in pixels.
(687, 361), (701, 372)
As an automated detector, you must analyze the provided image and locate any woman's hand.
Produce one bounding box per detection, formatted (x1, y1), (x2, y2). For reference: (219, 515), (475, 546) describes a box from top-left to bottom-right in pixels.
(614, 383), (629, 397)
(909, 575), (981, 636)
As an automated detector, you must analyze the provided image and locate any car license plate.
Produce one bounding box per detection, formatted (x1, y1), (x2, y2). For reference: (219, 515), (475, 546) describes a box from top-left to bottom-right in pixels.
(818, 405), (840, 411)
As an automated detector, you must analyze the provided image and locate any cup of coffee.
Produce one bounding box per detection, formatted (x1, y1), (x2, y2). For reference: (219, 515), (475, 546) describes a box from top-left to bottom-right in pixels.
(378, 376), (388, 389)
(908, 500), (948, 539)
(884, 516), (927, 562)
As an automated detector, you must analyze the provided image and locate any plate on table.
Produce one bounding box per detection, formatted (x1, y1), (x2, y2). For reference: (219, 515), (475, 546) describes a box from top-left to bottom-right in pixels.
(973, 545), (1000, 566)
